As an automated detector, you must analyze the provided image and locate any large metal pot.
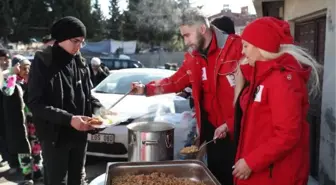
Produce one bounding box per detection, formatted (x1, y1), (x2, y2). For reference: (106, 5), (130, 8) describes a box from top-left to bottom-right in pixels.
(127, 121), (174, 162)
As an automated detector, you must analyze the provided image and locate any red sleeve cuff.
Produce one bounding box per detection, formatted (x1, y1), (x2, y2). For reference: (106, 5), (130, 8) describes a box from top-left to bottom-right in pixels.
(243, 155), (258, 172)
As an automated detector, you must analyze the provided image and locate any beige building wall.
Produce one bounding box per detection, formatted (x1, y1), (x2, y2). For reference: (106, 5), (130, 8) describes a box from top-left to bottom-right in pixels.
(319, 1), (336, 184)
(284, 0), (328, 20)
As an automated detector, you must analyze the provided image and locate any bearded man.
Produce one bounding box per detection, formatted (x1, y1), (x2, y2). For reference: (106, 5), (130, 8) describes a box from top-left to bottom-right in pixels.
(132, 8), (243, 185)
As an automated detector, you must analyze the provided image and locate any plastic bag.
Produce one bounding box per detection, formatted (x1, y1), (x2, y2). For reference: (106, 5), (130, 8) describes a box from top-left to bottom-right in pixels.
(154, 111), (195, 159)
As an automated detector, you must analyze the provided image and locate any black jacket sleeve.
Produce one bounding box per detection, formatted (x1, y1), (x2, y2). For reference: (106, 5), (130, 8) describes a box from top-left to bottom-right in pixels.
(91, 95), (102, 114)
(103, 66), (110, 75)
(101, 68), (110, 78)
(27, 53), (73, 126)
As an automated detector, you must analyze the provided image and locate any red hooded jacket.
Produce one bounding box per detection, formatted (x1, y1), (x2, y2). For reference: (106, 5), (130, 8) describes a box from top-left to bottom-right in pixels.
(145, 27), (242, 137)
(234, 53), (311, 185)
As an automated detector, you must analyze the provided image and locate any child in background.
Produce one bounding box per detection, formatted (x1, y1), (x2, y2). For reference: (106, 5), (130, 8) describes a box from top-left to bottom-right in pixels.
(2, 55), (43, 185)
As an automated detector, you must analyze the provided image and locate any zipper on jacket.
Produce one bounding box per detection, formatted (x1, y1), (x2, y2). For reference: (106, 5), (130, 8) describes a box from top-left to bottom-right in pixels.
(269, 164), (274, 178)
(213, 49), (224, 125)
(213, 48), (223, 87)
(234, 69), (257, 185)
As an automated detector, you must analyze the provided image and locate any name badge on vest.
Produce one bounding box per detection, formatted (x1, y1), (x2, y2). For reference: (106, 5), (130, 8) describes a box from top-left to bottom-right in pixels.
(226, 74), (235, 87)
(254, 85), (264, 102)
(202, 67), (207, 81)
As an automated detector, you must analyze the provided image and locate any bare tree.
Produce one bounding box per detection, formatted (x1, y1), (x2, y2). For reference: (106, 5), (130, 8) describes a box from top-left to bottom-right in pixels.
(127, 0), (193, 44)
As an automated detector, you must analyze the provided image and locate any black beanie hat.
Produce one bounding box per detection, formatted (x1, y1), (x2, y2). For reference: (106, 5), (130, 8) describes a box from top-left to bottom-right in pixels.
(211, 16), (236, 34)
(12, 55), (30, 67)
(51, 16), (86, 42)
(0, 49), (10, 58)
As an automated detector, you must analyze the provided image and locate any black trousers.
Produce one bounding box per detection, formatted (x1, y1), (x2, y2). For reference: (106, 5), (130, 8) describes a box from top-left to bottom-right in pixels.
(0, 136), (10, 162)
(0, 136), (19, 168)
(41, 141), (87, 185)
(201, 119), (235, 185)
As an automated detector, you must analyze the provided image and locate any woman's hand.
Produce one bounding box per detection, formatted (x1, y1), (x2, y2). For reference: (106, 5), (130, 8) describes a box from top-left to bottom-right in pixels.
(213, 123), (228, 141)
(232, 158), (252, 180)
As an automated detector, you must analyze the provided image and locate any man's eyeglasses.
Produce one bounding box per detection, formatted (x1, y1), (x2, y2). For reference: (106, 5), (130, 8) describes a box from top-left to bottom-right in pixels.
(70, 39), (86, 48)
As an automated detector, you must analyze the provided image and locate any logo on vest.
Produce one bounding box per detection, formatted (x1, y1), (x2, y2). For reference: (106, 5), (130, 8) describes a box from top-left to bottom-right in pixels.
(202, 67), (207, 81)
(254, 85), (264, 102)
(226, 74), (235, 87)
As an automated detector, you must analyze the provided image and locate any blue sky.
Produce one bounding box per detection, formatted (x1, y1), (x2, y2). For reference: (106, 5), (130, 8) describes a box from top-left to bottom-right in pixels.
(98, 0), (256, 18)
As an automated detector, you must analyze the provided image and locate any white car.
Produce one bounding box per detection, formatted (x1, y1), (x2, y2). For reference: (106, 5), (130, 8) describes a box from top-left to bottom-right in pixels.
(87, 68), (191, 158)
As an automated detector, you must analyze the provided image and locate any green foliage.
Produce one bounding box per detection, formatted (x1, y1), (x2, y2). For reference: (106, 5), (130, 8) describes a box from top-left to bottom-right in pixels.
(0, 0), (191, 51)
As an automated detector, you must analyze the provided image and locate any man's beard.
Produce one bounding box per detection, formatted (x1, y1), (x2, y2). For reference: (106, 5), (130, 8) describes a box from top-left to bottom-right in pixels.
(195, 33), (206, 52)
(188, 33), (206, 52)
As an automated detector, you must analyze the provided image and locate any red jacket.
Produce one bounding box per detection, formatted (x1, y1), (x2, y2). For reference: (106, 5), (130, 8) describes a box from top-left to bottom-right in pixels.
(235, 53), (310, 185)
(145, 27), (242, 137)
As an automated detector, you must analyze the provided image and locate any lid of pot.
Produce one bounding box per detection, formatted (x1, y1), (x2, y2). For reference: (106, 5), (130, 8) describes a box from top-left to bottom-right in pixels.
(127, 122), (175, 132)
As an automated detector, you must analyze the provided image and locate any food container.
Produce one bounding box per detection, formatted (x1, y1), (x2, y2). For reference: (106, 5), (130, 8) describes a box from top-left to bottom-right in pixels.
(127, 121), (174, 162)
(104, 160), (221, 185)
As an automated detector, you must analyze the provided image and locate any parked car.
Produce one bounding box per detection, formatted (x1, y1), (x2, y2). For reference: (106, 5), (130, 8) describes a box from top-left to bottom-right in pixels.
(24, 55), (34, 62)
(85, 56), (144, 70)
(87, 68), (190, 158)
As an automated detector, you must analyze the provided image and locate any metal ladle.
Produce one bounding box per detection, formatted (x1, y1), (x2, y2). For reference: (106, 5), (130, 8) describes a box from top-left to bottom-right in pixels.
(96, 89), (134, 119)
(198, 138), (217, 151)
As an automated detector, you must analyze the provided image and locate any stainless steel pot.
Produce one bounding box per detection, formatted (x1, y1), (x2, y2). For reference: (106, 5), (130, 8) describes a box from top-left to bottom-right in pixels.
(127, 121), (174, 162)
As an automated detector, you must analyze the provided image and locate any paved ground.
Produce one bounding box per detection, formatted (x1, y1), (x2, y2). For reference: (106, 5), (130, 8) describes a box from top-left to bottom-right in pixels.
(0, 156), (126, 185)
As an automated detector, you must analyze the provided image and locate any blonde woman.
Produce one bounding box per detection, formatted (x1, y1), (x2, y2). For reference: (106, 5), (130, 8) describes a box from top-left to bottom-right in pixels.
(231, 17), (321, 185)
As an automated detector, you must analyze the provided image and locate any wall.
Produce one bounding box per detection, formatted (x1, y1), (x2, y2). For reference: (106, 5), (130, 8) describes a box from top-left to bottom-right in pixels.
(235, 26), (246, 35)
(319, 1), (336, 184)
(252, 0), (281, 17)
(128, 52), (185, 68)
(284, 0), (327, 21)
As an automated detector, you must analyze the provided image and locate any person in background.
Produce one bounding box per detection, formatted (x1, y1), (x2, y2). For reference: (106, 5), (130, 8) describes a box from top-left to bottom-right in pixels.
(0, 48), (11, 70)
(0, 48), (11, 169)
(164, 63), (171, 70)
(100, 62), (110, 74)
(89, 57), (109, 87)
(132, 8), (242, 185)
(27, 16), (103, 185)
(177, 87), (197, 146)
(2, 55), (43, 185)
(211, 16), (236, 34)
(0, 66), (7, 169)
(170, 63), (178, 71)
(232, 17), (321, 185)
(41, 34), (55, 48)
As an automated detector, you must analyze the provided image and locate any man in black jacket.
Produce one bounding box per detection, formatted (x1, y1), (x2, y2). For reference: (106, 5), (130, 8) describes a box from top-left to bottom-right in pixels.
(27, 16), (103, 185)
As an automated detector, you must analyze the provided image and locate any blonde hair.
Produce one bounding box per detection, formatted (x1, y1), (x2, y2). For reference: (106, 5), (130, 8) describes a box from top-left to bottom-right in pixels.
(234, 44), (323, 104)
